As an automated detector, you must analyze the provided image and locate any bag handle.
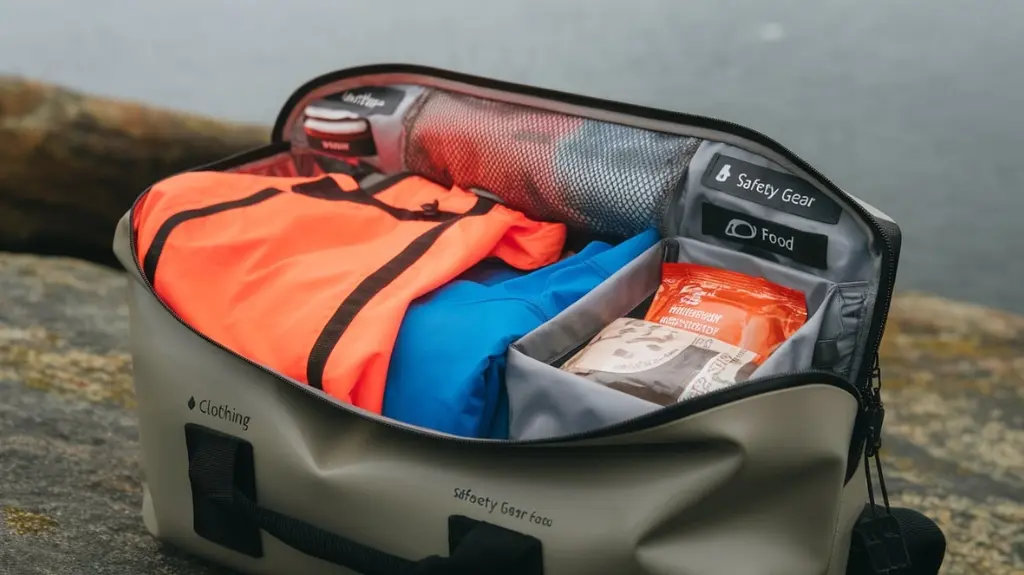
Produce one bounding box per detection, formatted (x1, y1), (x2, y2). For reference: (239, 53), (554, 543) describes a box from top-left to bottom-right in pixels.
(185, 424), (543, 575)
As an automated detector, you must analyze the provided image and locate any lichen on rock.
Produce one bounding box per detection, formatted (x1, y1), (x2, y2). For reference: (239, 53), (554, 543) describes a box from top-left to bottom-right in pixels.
(1, 507), (59, 536)
(878, 292), (1024, 574)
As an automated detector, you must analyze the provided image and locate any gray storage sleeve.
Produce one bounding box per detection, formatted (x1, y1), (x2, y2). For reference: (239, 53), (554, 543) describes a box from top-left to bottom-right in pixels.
(507, 237), (858, 440)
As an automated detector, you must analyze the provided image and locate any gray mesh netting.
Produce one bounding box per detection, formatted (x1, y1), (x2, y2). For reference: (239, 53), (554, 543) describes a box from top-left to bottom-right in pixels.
(403, 89), (702, 238)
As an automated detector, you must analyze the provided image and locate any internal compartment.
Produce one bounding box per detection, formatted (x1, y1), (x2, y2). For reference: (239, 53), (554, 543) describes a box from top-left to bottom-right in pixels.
(506, 237), (863, 440)
(126, 70), (893, 442)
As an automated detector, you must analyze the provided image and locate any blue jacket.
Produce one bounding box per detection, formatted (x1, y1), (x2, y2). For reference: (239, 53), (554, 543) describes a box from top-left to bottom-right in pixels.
(382, 228), (660, 438)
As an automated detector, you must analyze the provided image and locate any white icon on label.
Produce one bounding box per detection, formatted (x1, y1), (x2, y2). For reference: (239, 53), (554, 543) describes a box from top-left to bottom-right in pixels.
(724, 219), (757, 239)
(715, 164), (733, 182)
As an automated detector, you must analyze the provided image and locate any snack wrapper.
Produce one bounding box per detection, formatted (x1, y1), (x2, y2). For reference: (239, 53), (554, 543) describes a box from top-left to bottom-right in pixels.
(561, 318), (761, 406)
(644, 262), (807, 364)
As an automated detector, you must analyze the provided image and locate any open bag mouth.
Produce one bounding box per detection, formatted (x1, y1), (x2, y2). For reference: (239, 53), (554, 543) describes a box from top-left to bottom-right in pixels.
(114, 64), (899, 484)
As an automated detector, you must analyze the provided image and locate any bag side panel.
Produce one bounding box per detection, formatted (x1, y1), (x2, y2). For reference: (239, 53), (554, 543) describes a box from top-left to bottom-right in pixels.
(125, 275), (859, 575)
(826, 463), (868, 575)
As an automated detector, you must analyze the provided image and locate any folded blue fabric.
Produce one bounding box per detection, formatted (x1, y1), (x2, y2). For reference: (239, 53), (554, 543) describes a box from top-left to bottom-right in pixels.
(382, 228), (661, 439)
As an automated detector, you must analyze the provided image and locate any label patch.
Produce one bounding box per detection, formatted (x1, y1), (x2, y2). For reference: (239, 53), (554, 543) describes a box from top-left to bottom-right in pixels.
(702, 153), (842, 224)
(453, 487), (554, 527)
(316, 86), (406, 116)
(702, 202), (829, 269)
(307, 134), (378, 157)
(188, 395), (251, 431)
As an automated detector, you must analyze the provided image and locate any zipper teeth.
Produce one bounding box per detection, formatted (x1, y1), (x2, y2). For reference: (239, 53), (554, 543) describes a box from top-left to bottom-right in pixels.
(129, 84), (897, 444)
(276, 67), (898, 397)
(126, 173), (859, 446)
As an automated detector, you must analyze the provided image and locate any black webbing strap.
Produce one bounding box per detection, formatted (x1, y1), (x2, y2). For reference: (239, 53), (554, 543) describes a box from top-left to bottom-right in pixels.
(186, 424), (542, 575)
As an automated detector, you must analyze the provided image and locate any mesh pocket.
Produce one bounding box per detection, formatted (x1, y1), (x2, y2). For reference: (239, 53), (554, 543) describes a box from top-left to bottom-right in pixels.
(403, 89), (701, 238)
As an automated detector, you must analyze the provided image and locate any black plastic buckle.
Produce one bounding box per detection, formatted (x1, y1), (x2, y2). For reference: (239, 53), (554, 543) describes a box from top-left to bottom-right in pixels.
(420, 200), (440, 216)
(851, 512), (912, 574)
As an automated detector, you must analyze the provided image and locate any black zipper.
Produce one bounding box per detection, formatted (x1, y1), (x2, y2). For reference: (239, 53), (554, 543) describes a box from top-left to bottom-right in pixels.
(190, 140), (292, 172)
(271, 64), (899, 399)
(273, 67), (897, 484)
(275, 66), (899, 480)
(126, 144), (863, 451)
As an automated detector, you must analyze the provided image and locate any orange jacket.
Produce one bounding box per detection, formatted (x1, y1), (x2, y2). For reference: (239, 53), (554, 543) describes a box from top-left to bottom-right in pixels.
(133, 171), (566, 413)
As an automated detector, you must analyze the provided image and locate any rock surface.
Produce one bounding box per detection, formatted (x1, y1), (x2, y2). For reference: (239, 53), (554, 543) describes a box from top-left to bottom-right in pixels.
(878, 294), (1024, 574)
(0, 252), (1021, 574)
(0, 76), (269, 269)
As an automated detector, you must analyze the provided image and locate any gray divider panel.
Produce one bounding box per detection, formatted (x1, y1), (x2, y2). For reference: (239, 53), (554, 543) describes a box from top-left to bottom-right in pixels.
(507, 237), (852, 440)
(667, 140), (877, 285)
(667, 140), (880, 382)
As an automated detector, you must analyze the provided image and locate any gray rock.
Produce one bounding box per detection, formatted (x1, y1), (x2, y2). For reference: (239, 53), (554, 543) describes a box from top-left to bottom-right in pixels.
(877, 293), (1024, 574)
(0, 253), (234, 574)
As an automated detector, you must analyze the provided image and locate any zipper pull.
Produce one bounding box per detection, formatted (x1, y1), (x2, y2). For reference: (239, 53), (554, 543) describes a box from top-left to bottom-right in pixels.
(865, 357), (885, 460)
(851, 353), (912, 574)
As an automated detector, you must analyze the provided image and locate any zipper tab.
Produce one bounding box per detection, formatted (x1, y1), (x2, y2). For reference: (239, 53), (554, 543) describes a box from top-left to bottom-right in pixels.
(853, 353), (911, 574)
(864, 355), (886, 459)
(863, 353), (890, 503)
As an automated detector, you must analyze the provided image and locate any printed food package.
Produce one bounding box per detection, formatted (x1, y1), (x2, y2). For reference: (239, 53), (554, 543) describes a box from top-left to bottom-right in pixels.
(560, 263), (808, 406)
(560, 318), (760, 406)
(644, 263), (808, 364)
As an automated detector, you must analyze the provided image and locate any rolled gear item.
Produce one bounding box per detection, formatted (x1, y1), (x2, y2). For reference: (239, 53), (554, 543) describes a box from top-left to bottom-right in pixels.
(302, 106), (377, 158)
(402, 89), (587, 223)
(553, 119), (703, 237)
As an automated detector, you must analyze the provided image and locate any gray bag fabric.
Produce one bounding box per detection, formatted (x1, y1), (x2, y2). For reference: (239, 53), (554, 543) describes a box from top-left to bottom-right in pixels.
(111, 64), (941, 575)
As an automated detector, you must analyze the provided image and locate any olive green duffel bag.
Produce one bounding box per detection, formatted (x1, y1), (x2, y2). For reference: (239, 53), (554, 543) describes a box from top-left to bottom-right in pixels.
(112, 64), (944, 575)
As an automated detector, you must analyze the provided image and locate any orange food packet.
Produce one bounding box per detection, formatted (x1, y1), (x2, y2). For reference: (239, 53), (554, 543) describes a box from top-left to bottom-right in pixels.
(644, 263), (807, 363)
